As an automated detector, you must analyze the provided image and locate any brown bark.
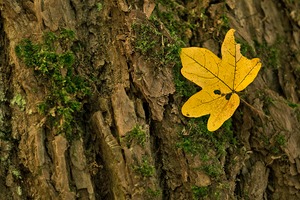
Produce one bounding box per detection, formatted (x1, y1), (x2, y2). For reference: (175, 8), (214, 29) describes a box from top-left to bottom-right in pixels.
(0, 0), (299, 199)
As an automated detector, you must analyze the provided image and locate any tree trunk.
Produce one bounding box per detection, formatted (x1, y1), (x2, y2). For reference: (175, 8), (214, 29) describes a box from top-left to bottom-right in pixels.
(0, 0), (300, 199)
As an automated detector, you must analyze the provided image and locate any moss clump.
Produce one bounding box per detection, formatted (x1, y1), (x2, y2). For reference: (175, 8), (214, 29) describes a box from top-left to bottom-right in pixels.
(201, 164), (223, 178)
(125, 125), (148, 147)
(133, 157), (155, 177)
(132, 16), (184, 65)
(236, 39), (256, 57)
(15, 29), (90, 139)
(192, 186), (209, 199)
(255, 39), (283, 70)
(133, 15), (197, 98)
(274, 134), (286, 146)
(270, 133), (287, 154)
(146, 188), (161, 197)
(151, 6), (196, 98)
(133, 3), (201, 98)
(177, 118), (237, 179)
(287, 101), (299, 108)
(133, 22), (161, 55)
(11, 94), (26, 111)
(177, 118), (236, 157)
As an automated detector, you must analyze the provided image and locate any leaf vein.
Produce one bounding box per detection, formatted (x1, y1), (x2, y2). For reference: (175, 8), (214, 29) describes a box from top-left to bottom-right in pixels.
(235, 60), (261, 90)
(184, 52), (232, 90)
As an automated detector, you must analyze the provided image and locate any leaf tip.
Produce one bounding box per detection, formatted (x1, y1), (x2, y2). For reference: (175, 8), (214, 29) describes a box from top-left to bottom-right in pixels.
(207, 123), (219, 132)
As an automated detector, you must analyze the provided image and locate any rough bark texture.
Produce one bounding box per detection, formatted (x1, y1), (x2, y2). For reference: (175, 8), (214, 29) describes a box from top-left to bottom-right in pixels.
(0, 0), (300, 200)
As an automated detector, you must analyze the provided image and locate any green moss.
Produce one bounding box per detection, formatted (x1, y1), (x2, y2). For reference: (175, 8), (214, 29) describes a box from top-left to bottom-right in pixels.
(155, 11), (183, 37)
(255, 39), (282, 70)
(236, 39), (256, 57)
(211, 4), (231, 38)
(173, 62), (199, 98)
(11, 168), (22, 180)
(219, 13), (230, 31)
(96, 3), (103, 11)
(0, 91), (6, 102)
(156, 0), (176, 7)
(16, 186), (22, 196)
(177, 118), (236, 156)
(274, 133), (286, 147)
(201, 164), (223, 178)
(146, 188), (161, 198)
(132, 16), (184, 64)
(11, 94), (26, 111)
(192, 186), (209, 199)
(287, 101), (299, 108)
(177, 118), (237, 178)
(270, 138), (286, 154)
(133, 157), (155, 177)
(257, 132), (286, 155)
(15, 29), (90, 139)
(193, 183), (231, 200)
(133, 15), (193, 98)
(255, 90), (275, 115)
(133, 3), (206, 98)
(125, 125), (147, 147)
(133, 22), (161, 55)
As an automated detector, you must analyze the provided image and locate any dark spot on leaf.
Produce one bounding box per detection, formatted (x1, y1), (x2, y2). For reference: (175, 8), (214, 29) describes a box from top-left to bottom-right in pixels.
(214, 90), (221, 95)
(225, 93), (232, 100)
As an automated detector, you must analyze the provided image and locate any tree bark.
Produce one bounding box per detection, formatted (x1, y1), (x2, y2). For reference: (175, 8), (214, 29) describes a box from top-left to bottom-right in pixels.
(0, 0), (299, 199)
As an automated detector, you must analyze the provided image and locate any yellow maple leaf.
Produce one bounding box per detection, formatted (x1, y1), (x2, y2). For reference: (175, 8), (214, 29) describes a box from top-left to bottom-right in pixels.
(180, 29), (262, 131)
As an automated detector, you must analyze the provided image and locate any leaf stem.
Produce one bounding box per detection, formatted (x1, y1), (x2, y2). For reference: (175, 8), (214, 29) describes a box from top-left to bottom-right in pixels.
(240, 98), (268, 117)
